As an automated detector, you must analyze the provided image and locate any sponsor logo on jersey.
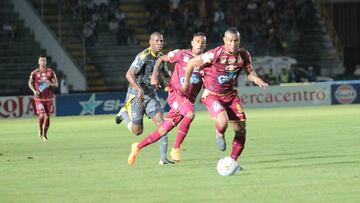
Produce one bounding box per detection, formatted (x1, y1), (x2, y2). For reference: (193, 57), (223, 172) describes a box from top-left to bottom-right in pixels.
(180, 74), (201, 84)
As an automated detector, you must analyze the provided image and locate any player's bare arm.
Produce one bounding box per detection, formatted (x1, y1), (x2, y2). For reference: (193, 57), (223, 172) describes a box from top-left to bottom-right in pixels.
(182, 55), (203, 92)
(47, 73), (59, 88)
(126, 66), (144, 103)
(246, 64), (268, 88)
(151, 55), (169, 89)
(28, 77), (39, 96)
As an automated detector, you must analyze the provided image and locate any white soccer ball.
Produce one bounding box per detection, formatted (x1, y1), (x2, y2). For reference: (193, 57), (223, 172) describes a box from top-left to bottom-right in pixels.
(216, 157), (240, 176)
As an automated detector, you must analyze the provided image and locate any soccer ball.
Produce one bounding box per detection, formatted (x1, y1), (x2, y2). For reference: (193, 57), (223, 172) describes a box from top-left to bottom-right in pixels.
(216, 157), (240, 176)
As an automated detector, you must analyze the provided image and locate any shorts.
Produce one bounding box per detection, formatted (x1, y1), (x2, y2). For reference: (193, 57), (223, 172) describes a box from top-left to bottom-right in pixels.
(125, 91), (163, 125)
(34, 99), (54, 115)
(201, 89), (246, 121)
(164, 90), (195, 125)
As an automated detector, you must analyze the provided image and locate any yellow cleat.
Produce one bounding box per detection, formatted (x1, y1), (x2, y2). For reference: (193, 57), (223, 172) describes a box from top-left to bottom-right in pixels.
(170, 148), (181, 162)
(128, 143), (140, 166)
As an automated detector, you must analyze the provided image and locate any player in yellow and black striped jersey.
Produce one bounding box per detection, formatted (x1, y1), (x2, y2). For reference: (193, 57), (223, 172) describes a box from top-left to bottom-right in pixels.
(115, 32), (174, 165)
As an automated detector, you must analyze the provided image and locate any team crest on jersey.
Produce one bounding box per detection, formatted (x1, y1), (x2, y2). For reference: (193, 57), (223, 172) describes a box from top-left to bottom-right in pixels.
(183, 56), (190, 62)
(212, 101), (223, 112)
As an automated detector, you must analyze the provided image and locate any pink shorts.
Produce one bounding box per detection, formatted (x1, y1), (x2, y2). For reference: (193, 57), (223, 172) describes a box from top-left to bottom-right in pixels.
(164, 91), (195, 126)
(201, 90), (246, 121)
(34, 99), (54, 115)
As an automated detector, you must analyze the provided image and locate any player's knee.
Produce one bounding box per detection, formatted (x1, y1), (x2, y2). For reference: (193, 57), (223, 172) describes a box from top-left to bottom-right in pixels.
(235, 126), (246, 138)
(132, 126), (143, 136)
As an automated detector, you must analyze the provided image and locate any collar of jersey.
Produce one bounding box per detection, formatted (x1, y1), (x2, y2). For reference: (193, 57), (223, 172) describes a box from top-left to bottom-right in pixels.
(149, 49), (159, 57)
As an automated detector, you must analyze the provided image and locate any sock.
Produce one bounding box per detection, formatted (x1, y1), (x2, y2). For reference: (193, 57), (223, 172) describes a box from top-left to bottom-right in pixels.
(38, 114), (45, 135)
(230, 135), (246, 161)
(43, 117), (50, 138)
(120, 111), (132, 131)
(137, 130), (161, 149)
(159, 135), (168, 161)
(173, 116), (193, 148)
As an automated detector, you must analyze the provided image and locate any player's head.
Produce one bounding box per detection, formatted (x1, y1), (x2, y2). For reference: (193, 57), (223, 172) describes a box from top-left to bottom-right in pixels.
(191, 32), (206, 55)
(149, 32), (164, 54)
(223, 27), (240, 54)
(38, 54), (47, 68)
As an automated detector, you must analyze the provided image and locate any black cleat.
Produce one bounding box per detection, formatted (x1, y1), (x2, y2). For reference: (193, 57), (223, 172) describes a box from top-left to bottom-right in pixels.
(159, 159), (175, 165)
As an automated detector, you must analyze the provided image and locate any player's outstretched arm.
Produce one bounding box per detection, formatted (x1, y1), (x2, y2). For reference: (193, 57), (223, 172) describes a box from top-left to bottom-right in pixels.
(182, 55), (203, 92)
(246, 64), (268, 88)
(151, 55), (169, 90)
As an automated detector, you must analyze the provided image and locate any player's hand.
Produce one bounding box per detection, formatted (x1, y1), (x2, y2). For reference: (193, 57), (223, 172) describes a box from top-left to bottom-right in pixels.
(33, 90), (40, 96)
(254, 77), (268, 89)
(150, 76), (161, 90)
(136, 88), (144, 104)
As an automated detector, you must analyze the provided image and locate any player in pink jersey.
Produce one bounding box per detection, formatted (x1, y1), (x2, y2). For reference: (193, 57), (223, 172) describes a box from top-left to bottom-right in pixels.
(28, 54), (58, 141)
(183, 27), (268, 164)
(127, 33), (207, 165)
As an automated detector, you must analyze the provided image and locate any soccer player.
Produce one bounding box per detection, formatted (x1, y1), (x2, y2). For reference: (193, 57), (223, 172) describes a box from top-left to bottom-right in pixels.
(182, 27), (268, 163)
(28, 54), (58, 141)
(115, 32), (173, 164)
(127, 33), (207, 165)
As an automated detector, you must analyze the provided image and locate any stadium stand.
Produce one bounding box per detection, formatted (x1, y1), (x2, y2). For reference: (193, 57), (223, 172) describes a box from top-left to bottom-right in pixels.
(29, 0), (107, 92)
(0, 0), (62, 96)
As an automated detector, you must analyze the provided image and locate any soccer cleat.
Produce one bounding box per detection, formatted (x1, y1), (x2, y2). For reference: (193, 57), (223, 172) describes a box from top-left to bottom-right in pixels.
(115, 106), (126, 124)
(128, 143), (140, 165)
(159, 158), (175, 165)
(216, 134), (226, 151)
(170, 148), (181, 162)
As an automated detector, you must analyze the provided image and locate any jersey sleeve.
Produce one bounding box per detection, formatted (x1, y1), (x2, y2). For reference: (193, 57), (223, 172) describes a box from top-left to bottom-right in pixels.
(241, 49), (252, 66)
(200, 47), (219, 65)
(167, 49), (181, 63)
(130, 53), (146, 74)
(29, 70), (36, 80)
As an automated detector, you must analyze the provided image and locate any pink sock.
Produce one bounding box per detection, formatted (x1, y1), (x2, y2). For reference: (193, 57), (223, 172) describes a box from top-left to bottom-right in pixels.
(138, 130), (161, 149)
(230, 135), (246, 160)
(173, 116), (193, 148)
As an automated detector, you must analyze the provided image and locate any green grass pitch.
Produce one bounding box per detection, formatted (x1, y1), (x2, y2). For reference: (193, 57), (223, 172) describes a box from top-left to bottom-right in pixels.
(1, 105), (360, 203)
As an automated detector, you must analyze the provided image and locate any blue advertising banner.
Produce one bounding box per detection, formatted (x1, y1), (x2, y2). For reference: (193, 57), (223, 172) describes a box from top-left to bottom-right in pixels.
(331, 82), (360, 104)
(55, 91), (169, 116)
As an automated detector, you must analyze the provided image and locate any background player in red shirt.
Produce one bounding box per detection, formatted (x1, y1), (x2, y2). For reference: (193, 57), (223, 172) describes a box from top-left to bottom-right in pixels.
(127, 33), (207, 165)
(183, 27), (268, 164)
(28, 54), (58, 141)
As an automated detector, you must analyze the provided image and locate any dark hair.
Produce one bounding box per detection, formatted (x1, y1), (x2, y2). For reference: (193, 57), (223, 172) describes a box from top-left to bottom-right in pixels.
(225, 27), (240, 38)
(39, 54), (46, 58)
(193, 32), (206, 38)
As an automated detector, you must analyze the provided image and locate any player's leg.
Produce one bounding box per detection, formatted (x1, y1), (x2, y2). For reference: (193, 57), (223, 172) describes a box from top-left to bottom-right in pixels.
(115, 93), (135, 129)
(128, 113), (181, 165)
(42, 100), (54, 140)
(35, 100), (45, 141)
(201, 93), (228, 151)
(123, 93), (144, 135)
(171, 99), (195, 162)
(227, 93), (247, 161)
(150, 111), (174, 164)
(229, 120), (246, 161)
(38, 112), (45, 140)
(146, 94), (174, 164)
